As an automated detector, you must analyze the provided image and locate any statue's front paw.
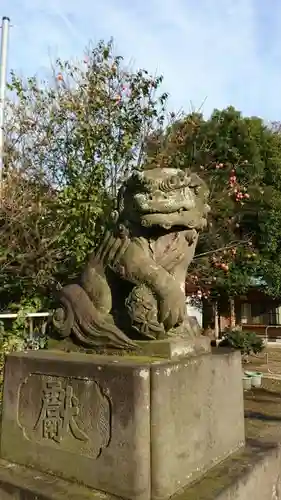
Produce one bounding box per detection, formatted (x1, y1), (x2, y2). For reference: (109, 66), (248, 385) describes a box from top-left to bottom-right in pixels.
(53, 304), (73, 338)
(159, 288), (186, 331)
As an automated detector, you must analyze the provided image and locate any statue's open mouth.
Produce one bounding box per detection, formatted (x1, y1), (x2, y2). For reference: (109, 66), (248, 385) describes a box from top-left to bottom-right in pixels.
(140, 207), (209, 231)
(133, 181), (210, 231)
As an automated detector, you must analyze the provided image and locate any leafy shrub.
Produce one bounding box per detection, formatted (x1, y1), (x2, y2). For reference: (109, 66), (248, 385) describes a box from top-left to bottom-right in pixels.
(219, 326), (264, 356)
(0, 321), (26, 406)
(0, 300), (48, 408)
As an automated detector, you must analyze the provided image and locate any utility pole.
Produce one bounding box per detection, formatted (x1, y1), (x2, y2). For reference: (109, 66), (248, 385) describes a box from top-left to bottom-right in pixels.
(0, 16), (10, 201)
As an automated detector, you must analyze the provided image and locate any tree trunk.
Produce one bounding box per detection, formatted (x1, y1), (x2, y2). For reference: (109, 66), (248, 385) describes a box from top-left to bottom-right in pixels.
(202, 298), (214, 330)
(229, 297), (236, 328)
(214, 301), (219, 339)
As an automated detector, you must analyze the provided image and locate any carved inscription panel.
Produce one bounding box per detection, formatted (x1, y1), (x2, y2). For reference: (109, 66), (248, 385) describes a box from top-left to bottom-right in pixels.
(17, 374), (111, 459)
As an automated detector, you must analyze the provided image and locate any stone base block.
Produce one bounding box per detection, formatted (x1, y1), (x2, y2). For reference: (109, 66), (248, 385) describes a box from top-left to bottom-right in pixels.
(0, 349), (244, 500)
(0, 441), (280, 500)
(136, 335), (210, 359)
(180, 440), (281, 500)
(0, 352), (151, 500)
(150, 350), (245, 500)
(0, 458), (109, 500)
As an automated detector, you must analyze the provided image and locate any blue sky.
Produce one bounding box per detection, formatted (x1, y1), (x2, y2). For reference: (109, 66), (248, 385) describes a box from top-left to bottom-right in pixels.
(2, 0), (281, 120)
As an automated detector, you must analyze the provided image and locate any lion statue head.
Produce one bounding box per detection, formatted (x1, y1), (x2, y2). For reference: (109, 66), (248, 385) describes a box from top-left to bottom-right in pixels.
(116, 167), (210, 233)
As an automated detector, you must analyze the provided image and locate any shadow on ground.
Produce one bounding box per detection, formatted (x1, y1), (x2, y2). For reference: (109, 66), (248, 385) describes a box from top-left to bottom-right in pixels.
(244, 386), (281, 441)
(245, 410), (281, 422)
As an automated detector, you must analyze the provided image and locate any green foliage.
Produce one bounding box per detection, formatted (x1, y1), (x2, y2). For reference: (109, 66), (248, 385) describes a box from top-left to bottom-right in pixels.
(146, 106), (281, 299)
(4, 39), (281, 316)
(2, 39), (167, 309)
(219, 327), (264, 356)
(0, 319), (24, 404)
(3, 297), (47, 349)
(0, 298), (47, 402)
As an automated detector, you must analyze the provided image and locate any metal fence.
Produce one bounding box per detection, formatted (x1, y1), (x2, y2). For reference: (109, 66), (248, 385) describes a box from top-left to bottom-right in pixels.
(0, 312), (51, 338)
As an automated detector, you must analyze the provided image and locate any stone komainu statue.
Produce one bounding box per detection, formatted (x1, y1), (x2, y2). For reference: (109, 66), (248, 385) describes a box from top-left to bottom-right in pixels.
(52, 167), (210, 349)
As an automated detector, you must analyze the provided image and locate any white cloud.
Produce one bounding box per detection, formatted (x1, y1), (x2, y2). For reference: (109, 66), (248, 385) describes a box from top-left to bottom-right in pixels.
(2, 0), (281, 119)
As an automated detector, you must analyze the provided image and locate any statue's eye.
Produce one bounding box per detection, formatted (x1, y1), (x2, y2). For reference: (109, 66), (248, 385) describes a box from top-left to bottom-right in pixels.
(170, 176), (178, 186)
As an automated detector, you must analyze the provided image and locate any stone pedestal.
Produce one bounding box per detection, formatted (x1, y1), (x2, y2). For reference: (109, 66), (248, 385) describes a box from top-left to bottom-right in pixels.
(136, 335), (210, 359)
(0, 442), (280, 500)
(0, 349), (245, 500)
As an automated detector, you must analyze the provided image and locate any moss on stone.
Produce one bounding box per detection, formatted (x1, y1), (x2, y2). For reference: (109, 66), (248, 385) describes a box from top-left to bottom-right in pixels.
(0, 458), (117, 499)
(174, 443), (278, 500)
(47, 337), (165, 362)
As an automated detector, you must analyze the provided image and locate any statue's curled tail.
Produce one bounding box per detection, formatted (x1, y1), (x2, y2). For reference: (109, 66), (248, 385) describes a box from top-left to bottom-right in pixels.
(52, 284), (137, 349)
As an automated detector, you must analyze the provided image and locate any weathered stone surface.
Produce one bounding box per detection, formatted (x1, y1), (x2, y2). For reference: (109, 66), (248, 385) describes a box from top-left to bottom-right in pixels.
(177, 440), (281, 500)
(0, 458), (120, 499)
(0, 351), (151, 500)
(0, 349), (245, 500)
(1, 441), (280, 500)
(150, 350), (245, 500)
(136, 335), (210, 359)
(0, 444), (280, 500)
(51, 167), (210, 349)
